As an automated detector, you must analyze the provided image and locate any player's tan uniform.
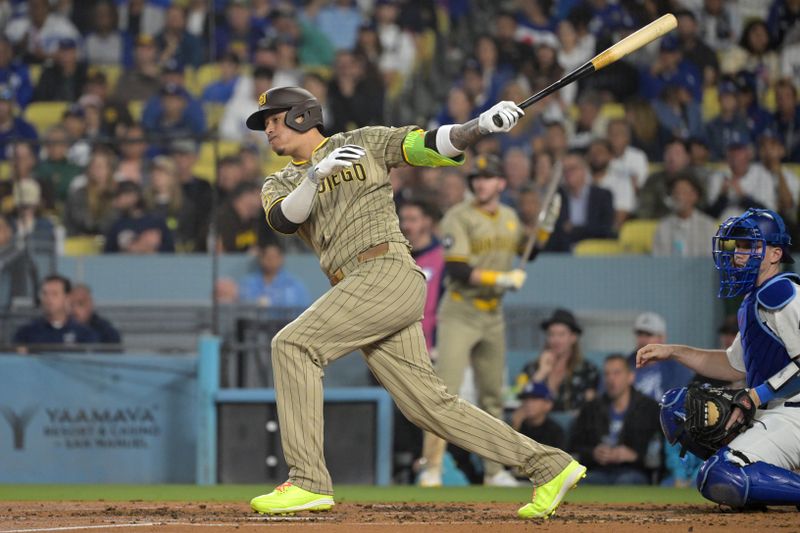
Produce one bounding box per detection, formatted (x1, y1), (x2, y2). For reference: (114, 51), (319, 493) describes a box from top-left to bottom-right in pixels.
(422, 202), (523, 478)
(261, 125), (572, 495)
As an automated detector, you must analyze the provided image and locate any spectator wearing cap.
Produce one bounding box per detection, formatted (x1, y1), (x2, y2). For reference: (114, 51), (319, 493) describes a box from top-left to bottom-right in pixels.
(141, 58), (205, 135)
(0, 85), (37, 162)
(115, 123), (149, 184)
(308, 0), (363, 52)
(35, 125), (81, 209)
(32, 38), (88, 102)
(696, 0), (742, 53)
(213, 0), (258, 61)
(61, 104), (91, 167)
(721, 20), (781, 86)
(626, 313), (692, 400)
(515, 309), (599, 412)
(13, 274), (97, 353)
(638, 35), (702, 104)
(674, 9), (719, 87)
(219, 66), (273, 142)
(9, 176), (54, 248)
(703, 77), (750, 160)
(104, 180), (174, 254)
(759, 128), (800, 226)
(156, 5), (203, 69)
(214, 181), (278, 253)
(773, 79), (800, 163)
(114, 34), (161, 103)
(547, 151), (615, 252)
(0, 37), (33, 108)
(84, 0), (125, 66)
(142, 82), (205, 140)
(4, 0), (80, 63)
(569, 354), (661, 485)
(81, 71), (134, 139)
(733, 70), (774, 140)
(201, 52), (244, 105)
(145, 155), (201, 253)
(652, 175), (718, 258)
(587, 137), (636, 230)
(707, 130), (776, 220)
(170, 139), (211, 252)
(70, 284), (121, 344)
(65, 148), (117, 236)
(511, 381), (565, 451)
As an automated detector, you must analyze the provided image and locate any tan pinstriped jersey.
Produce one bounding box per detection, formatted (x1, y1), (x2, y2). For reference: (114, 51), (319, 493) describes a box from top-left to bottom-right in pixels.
(441, 201), (525, 299)
(261, 125), (417, 275)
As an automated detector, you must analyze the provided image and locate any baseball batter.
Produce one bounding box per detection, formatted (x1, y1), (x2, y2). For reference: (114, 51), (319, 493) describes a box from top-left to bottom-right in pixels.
(246, 86), (585, 519)
(639, 208), (800, 508)
(419, 154), (559, 487)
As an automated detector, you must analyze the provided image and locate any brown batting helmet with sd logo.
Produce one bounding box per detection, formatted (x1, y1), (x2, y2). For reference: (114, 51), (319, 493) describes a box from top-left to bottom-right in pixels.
(245, 86), (324, 133)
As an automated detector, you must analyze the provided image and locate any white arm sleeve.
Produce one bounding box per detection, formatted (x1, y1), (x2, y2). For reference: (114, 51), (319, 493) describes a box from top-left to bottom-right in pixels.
(725, 332), (746, 373)
(280, 172), (318, 224)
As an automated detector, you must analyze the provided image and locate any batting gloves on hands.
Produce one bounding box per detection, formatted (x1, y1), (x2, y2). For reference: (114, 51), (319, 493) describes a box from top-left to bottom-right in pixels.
(479, 101), (524, 133)
(309, 144), (366, 184)
(496, 269), (527, 290)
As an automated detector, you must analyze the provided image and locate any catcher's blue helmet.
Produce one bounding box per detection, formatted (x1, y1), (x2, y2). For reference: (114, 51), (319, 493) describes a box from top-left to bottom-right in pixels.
(712, 209), (793, 298)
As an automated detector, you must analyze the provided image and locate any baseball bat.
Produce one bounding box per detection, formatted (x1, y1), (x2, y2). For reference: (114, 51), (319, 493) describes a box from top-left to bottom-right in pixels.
(516, 166), (561, 268)
(492, 13), (677, 127)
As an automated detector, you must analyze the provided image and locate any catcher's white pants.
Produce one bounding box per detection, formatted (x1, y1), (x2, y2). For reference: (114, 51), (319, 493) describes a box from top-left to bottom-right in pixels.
(728, 404), (800, 470)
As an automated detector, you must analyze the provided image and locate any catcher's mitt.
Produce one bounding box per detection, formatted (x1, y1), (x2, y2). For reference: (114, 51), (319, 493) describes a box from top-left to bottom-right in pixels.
(684, 384), (757, 458)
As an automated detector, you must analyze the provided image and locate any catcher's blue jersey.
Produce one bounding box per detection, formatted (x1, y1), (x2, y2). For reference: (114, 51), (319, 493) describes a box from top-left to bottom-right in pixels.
(738, 273), (800, 388)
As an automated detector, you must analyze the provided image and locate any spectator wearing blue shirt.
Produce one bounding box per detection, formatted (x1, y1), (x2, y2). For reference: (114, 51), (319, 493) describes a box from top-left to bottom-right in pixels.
(201, 52), (242, 104)
(142, 59), (205, 139)
(13, 274), (97, 353)
(734, 70), (773, 139)
(0, 37), (33, 108)
(104, 180), (175, 254)
(142, 82), (205, 140)
(214, 0), (258, 61)
(651, 84), (704, 144)
(156, 4), (204, 68)
(311, 0), (363, 52)
(639, 35), (702, 104)
(239, 242), (311, 309)
(626, 312), (692, 402)
(704, 78), (751, 160)
(0, 85), (37, 161)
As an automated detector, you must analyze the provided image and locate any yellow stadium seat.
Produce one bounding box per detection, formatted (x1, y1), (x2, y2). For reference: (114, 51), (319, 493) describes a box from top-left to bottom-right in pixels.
(128, 100), (144, 121)
(28, 64), (42, 85)
(63, 236), (104, 256)
(763, 86), (776, 112)
(194, 63), (221, 96)
(192, 140), (241, 182)
(702, 87), (720, 121)
(183, 66), (200, 96)
(573, 239), (625, 256)
(0, 161), (9, 180)
(599, 103), (625, 120)
(203, 103), (225, 130)
(23, 101), (69, 134)
(619, 219), (659, 254)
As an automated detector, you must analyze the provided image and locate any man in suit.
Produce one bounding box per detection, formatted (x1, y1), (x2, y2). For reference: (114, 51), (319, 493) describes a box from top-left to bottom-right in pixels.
(547, 151), (615, 252)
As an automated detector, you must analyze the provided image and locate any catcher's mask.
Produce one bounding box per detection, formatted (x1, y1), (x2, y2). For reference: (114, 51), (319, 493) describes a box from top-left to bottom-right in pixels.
(659, 387), (713, 460)
(245, 86), (324, 133)
(712, 208), (793, 298)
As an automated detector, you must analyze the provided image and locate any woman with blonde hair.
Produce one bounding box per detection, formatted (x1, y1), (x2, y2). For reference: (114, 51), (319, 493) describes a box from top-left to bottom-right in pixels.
(146, 155), (202, 252)
(65, 147), (117, 236)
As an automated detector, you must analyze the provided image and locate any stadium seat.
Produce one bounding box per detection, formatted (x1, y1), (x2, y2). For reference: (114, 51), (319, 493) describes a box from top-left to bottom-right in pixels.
(0, 161), (9, 180)
(23, 101), (69, 134)
(573, 239), (625, 256)
(702, 87), (720, 121)
(63, 236), (104, 256)
(128, 100), (144, 121)
(599, 102), (625, 120)
(28, 64), (42, 85)
(619, 219), (659, 254)
(194, 63), (221, 96)
(203, 103), (225, 130)
(192, 140), (241, 182)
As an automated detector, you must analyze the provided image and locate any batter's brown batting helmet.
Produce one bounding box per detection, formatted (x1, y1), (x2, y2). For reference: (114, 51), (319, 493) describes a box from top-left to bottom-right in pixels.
(246, 86), (324, 133)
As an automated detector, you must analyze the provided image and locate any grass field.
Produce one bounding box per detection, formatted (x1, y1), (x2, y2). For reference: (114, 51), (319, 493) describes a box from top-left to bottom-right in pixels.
(0, 484), (708, 504)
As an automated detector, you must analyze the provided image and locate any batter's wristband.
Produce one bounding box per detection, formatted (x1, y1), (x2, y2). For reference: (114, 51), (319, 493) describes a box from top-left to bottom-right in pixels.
(477, 270), (500, 286)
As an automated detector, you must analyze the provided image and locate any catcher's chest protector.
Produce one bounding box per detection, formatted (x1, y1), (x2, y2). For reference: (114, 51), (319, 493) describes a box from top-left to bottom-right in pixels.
(738, 273), (800, 388)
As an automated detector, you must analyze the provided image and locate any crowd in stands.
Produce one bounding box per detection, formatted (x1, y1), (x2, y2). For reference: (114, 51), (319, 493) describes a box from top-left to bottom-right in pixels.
(0, 0), (795, 257)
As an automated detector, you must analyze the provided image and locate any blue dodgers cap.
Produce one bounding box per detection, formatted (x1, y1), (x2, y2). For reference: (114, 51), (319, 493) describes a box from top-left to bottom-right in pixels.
(758, 127), (783, 143)
(162, 57), (184, 74)
(718, 79), (737, 95)
(58, 37), (78, 50)
(660, 34), (680, 52)
(160, 82), (189, 98)
(518, 381), (553, 401)
(726, 130), (752, 150)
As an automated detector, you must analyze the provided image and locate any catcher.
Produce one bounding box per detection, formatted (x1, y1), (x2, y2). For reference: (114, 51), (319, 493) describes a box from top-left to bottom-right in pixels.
(637, 208), (800, 509)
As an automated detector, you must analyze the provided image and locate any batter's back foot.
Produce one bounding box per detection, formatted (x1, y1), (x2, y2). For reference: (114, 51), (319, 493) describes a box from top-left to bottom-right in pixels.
(250, 481), (334, 515)
(517, 460), (586, 520)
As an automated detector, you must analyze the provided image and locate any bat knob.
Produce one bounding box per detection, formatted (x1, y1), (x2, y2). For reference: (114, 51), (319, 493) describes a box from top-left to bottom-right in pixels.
(492, 114), (503, 127)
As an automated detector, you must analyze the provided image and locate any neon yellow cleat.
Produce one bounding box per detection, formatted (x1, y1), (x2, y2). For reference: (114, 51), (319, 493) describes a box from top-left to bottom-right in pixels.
(250, 482), (335, 515)
(517, 460), (586, 520)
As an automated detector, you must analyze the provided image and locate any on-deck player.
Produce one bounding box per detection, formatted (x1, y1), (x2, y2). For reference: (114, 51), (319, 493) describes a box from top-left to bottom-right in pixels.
(246, 86), (585, 519)
(638, 209), (800, 508)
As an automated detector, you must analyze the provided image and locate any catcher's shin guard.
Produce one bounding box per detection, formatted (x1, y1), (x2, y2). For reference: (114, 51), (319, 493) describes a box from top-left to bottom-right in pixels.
(697, 448), (800, 507)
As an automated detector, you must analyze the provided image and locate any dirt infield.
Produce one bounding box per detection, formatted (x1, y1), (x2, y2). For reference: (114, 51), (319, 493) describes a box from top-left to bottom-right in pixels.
(0, 501), (795, 532)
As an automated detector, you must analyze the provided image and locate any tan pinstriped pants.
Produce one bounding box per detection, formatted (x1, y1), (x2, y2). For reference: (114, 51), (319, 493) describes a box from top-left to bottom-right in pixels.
(421, 296), (507, 477)
(270, 243), (571, 495)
